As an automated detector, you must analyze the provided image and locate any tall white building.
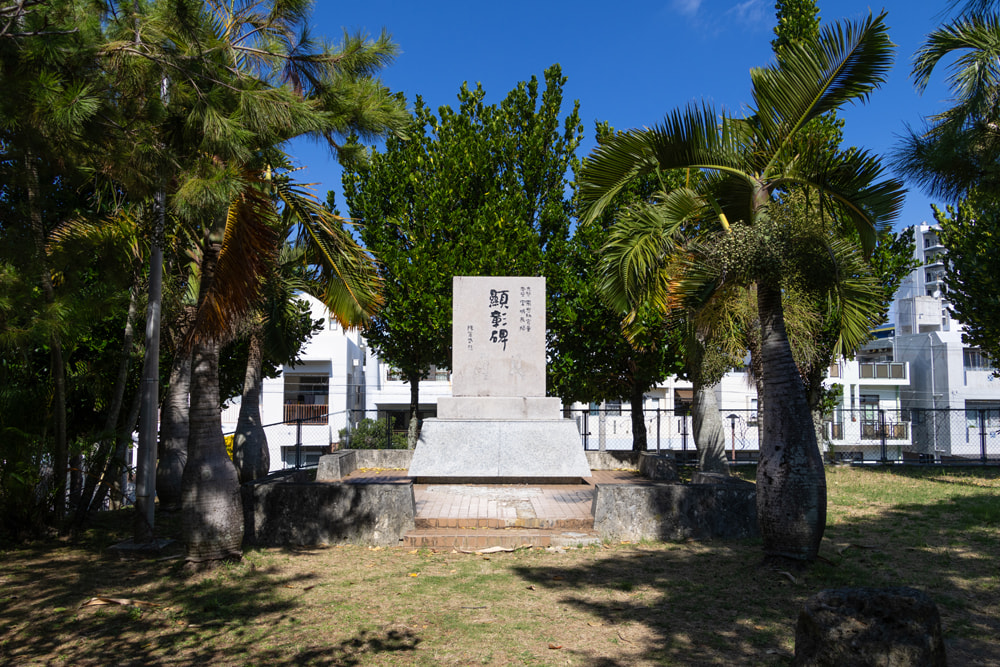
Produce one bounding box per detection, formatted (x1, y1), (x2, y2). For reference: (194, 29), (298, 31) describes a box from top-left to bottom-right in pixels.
(876, 224), (999, 459)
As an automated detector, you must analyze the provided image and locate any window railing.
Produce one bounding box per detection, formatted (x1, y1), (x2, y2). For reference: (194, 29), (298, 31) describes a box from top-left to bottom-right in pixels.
(283, 403), (328, 424)
(860, 422), (909, 440)
(858, 362), (906, 380)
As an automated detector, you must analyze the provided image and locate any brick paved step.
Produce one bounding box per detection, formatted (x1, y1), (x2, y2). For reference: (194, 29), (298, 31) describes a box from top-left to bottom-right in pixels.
(402, 528), (601, 550)
(414, 516), (594, 531)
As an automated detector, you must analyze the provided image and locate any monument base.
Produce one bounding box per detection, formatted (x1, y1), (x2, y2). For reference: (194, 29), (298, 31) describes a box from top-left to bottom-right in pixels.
(436, 396), (562, 420)
(408, 419), (592, 483)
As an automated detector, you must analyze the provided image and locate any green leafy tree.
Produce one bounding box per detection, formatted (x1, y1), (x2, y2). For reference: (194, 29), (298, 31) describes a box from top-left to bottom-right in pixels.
(549, 123), (686, 452)
(578, 14), (903, 561)
(0, 0), (114, 523)
(343, 65), (582, 447)
(933, 198), (1000, 365)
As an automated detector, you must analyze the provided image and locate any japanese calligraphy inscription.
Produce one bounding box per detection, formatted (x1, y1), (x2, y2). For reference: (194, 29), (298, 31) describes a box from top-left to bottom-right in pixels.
(451, 276), (545, 399)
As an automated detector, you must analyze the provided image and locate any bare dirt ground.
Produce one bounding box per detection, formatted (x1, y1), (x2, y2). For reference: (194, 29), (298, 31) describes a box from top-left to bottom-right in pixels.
(1, 466), (997, 666)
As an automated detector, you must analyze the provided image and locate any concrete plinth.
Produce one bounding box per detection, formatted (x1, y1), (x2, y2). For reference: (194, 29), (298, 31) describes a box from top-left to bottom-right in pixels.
(436, 396), (562, 420)
(408, 419), (592, 483)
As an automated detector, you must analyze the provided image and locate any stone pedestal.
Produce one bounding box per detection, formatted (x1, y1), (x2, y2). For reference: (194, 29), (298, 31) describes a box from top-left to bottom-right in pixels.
(407, 276), (591, 483)
(408, 420), (592, 483)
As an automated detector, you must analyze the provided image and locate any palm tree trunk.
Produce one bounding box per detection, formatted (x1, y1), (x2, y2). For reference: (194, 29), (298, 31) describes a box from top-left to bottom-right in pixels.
(233, 322), (269, 482)
(156, 351), (191, 511)
(691, 380), (730, 474)
(755, 280), (826, 561)
(181, 338), (243, 561)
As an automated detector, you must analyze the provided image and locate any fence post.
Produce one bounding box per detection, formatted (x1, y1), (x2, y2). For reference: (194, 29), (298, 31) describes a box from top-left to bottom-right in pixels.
(295, 418), (303, 469)
(582, 410), (589, 450)
(980, 409), (988, 464)
(385, 413), (392, 449)
(656, 407), (661, 453)
(879, 409), (888, 463)
(680, 415), (688, 454)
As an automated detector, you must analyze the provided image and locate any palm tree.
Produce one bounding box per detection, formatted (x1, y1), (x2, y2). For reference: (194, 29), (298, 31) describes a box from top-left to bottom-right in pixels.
(100, 0), (403, 560)
(578, 13), (903, 561)
(895, 11), (1000, 201)
(232, 170), (382, 484)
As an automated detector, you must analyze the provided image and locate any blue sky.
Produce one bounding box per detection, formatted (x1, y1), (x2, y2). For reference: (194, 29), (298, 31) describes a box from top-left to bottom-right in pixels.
(289, 1), (958, 230)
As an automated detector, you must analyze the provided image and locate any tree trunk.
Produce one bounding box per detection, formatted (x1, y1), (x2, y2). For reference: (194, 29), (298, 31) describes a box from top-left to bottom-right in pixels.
(181, 338), (243, 562)
(406, 372), (422, 449)
(755, 280), (826, 562)
(232, 323), (269, 482)
(25, 154), (68, 523)
(135, 188), (165, 543)
(629, 378), (648, 452)
(74, 282), (141, 527)
(156, 352), (191, 511)
(691, 380), (730, 474)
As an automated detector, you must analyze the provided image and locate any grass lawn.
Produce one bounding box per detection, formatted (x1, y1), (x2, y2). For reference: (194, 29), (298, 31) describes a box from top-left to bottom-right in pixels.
(1, 466), (998, 665)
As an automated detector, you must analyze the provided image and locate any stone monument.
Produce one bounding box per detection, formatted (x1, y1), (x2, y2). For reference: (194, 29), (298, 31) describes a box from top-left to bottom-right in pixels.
(407, 276), (592, 482)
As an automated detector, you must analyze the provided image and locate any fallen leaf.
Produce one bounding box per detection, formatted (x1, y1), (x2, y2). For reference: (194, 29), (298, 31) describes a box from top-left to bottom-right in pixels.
(526, 585), (536, 591)
(836, 543), (879, 556)
(408, 573), (419, 577)
(777, 571), (799, 585)
(587, 621), (602, 627)
(81, 597), (159, 609)
(408, 549), (418, 555)
(548, 643), (563, 650)
(552, 575), (564, 581)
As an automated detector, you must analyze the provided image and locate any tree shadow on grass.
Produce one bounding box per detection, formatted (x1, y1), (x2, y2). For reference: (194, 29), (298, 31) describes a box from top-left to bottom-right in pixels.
(0, 507), (421, 666)
(511, 472), (1000, 666)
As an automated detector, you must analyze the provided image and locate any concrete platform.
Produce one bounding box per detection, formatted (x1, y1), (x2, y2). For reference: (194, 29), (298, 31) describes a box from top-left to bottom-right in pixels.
(341, 469), (640, 549)
(406, 419), (593, 483)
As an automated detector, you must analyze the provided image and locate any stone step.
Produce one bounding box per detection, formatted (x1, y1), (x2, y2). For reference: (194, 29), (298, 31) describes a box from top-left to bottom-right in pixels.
(414, 516), (594, 531)
(402, 528), (601, 550)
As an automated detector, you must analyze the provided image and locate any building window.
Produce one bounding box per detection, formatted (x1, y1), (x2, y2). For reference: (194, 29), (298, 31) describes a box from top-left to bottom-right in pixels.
(964, 348), (994, 371)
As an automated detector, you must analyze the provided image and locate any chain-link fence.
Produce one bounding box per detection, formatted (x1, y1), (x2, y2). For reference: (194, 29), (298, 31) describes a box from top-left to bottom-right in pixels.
(228, 405), (1000, 469)
(572, 406), (1000, 463)
(828, 407), (1000, 463)
(224, 410), (350, 471)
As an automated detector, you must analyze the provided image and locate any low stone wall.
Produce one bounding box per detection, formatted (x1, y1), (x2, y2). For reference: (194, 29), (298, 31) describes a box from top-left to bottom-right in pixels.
(592, 479), (758, 542)
(585, 450), (640, 471)
(639, 452), (679, 481)
(242, 475), (415, 547)
(316, 449), (414, 481)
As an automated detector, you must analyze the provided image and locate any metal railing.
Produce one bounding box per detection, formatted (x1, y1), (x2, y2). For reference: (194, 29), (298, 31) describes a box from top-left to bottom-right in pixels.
(238, 406), (1000, 468)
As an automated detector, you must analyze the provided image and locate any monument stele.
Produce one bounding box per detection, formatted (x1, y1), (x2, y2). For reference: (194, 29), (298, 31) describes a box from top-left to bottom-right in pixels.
(407, 276), (592, 483)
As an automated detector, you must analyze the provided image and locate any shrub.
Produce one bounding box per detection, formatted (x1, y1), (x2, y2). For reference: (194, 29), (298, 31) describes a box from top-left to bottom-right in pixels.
(338, 418), (407, 450)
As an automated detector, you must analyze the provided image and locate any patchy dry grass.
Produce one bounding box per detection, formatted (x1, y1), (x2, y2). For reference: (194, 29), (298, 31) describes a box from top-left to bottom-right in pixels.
(0, 466), (998, 665)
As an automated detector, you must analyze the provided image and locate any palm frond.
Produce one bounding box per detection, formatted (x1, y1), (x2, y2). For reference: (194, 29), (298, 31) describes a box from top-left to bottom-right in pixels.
(275, 180), (383, 328)
(750, 11), (893, 173)
(596, 188), (703, 313)
(187, 176), (278, 344)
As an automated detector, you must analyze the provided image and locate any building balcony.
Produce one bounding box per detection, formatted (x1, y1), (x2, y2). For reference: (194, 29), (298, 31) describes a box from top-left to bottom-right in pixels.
(283, 403), (329, 424)
(858, 362), (907, 381)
